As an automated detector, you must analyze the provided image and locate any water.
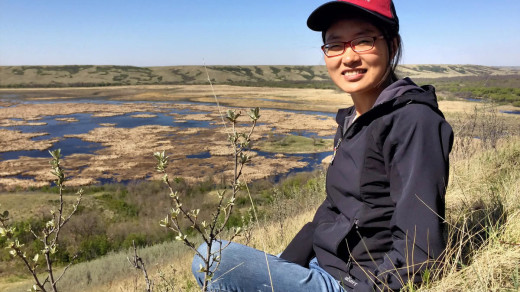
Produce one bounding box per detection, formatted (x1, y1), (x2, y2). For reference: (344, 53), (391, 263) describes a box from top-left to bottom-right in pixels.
(255, 150), (331, 183)
(501, 110), (520, 115)
(186, 151), (212, 159)
(1, 108), (216, 160)
(0, 138), (103, 160)
(1, 99), (335, 184)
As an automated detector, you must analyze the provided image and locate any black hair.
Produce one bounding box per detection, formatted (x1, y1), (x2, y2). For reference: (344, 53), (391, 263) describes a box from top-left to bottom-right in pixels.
(321, 11), (402, 85)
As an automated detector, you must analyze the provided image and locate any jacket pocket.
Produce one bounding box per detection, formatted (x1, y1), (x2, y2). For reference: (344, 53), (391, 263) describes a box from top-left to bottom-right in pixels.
(313, 213), (353, 256)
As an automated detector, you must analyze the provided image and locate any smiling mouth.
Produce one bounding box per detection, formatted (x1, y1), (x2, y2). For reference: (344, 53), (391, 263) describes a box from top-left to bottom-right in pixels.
(342, 69), (367, 76)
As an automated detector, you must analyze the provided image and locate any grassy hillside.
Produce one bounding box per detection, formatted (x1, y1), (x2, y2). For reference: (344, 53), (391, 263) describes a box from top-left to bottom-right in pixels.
(0, 65), (332, 88)
(1, 135), (518, 291)
(3, 64), (520, 106)
(1, 64), (519, 88)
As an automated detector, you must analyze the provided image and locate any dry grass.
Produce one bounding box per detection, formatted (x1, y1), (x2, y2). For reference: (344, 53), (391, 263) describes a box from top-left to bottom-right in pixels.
(1, 136), (518, 291)
(0, 210), (318, 292)
(423, 137), (520, 291)
(0, 129), (58, 152)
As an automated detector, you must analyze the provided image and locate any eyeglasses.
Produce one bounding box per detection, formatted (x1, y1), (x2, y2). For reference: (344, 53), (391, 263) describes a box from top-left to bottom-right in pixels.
(321, 35), (384, 57)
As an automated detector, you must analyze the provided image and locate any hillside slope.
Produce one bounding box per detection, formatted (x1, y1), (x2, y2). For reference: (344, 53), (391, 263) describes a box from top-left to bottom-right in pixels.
(1, 64), (518, 88)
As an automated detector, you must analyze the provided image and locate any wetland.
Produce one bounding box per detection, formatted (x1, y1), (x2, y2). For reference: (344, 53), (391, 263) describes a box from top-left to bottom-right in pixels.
(1, 83), (519, 190)
(0, 87), (342, 189)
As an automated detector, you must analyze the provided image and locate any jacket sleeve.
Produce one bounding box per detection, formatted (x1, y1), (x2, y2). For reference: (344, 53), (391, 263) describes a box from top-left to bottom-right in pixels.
(356, 105), (453, 292)
(279, 198), (333, 267)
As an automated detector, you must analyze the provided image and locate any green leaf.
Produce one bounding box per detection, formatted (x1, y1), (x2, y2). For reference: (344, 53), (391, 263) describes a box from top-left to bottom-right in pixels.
(248, 107), (260, 121)
(240, 153), (249, 164)
(170, 208), (180, 219)
(226, 110), (235, 122)
(226, 110), (240, 123)
(198, 263), (205, 273)
(169, 191), (178, 199)
(159, 216), (170, 228)
(49, 149), (61, 160)
(174, 234), (186, 241)
(46, 220), (55, 229)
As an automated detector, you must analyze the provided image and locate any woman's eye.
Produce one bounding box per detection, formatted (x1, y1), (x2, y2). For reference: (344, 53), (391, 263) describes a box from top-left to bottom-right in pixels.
(327, 44), (343, 50)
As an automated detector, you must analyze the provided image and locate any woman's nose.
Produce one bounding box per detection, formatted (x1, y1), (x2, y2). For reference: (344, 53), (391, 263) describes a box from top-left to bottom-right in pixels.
(341, 46), (360, 65)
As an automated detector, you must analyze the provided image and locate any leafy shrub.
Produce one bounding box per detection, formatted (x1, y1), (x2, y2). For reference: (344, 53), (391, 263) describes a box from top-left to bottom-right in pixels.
(112, 74), (129, 82)
(78, 235), (111, 261)
(96, 193), (139, 218)
(417, 65), (448, 73)
(122, 233), (148, 250)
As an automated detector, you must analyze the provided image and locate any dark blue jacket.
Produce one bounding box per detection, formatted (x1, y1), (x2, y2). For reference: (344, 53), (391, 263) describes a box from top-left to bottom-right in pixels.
(280, 78), (453, 291)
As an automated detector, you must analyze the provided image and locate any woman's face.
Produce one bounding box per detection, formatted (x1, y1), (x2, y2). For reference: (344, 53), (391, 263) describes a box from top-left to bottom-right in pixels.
(324, 18), (390, 99)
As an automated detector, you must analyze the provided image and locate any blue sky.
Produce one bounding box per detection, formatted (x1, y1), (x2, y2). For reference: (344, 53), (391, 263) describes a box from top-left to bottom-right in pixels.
(1, 0), (519, 66)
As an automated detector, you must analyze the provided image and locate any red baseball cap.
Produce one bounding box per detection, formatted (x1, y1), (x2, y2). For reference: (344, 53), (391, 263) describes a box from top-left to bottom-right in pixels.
(307, 0), (399, 32)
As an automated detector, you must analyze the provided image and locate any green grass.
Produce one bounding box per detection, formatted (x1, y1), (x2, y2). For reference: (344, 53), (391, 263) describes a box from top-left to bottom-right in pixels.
(255, 134), (333, 153)
(416, 74), (520, 106)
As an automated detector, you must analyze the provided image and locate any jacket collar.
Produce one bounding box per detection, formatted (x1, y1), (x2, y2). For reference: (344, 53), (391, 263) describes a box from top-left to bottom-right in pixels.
(335, 78), (439, 126)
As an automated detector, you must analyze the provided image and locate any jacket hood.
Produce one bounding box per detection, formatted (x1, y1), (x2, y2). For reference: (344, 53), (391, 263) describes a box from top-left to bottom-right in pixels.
(374, 77), (424, 105)
(336, 78), (440, 126)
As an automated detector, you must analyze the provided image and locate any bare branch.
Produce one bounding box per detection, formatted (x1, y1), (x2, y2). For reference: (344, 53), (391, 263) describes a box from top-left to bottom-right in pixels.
(127, 240), (153, 292)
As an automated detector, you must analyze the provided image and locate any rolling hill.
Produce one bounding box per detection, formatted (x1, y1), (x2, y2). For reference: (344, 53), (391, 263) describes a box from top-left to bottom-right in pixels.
(1, 64), (519, 88)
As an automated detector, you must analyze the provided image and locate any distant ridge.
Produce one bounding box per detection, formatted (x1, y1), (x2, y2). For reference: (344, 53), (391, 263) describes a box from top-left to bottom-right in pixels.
(1, 65), (518, 88)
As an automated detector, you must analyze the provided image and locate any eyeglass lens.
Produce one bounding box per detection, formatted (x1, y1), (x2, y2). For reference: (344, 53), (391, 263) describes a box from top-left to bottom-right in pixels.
(324, 37), (375, 56)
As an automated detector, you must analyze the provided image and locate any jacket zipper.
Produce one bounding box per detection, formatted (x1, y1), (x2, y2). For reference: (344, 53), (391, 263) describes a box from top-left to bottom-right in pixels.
(354, 218), (375, 267)
(330, 114), (358, 165)
(345, 218), (360, 270)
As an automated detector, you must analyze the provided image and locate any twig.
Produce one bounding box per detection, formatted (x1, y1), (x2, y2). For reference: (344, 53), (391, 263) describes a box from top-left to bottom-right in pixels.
(127, 240), (153, 292)
(499, 240), (520, 247)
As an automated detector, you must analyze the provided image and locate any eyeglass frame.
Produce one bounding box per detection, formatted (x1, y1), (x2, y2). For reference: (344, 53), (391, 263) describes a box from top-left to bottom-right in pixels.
(321, 35), (385, 58)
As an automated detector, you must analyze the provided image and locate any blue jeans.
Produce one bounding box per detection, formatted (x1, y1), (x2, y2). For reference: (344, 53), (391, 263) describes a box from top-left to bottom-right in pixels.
(192, 240), (347, 292)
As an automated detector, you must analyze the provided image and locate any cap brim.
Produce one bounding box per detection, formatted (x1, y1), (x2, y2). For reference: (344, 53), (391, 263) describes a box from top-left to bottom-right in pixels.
(307, 1), (395, 31)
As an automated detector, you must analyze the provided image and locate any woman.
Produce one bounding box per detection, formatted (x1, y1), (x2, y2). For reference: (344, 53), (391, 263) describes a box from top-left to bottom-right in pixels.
(193, 1), (453, 291)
